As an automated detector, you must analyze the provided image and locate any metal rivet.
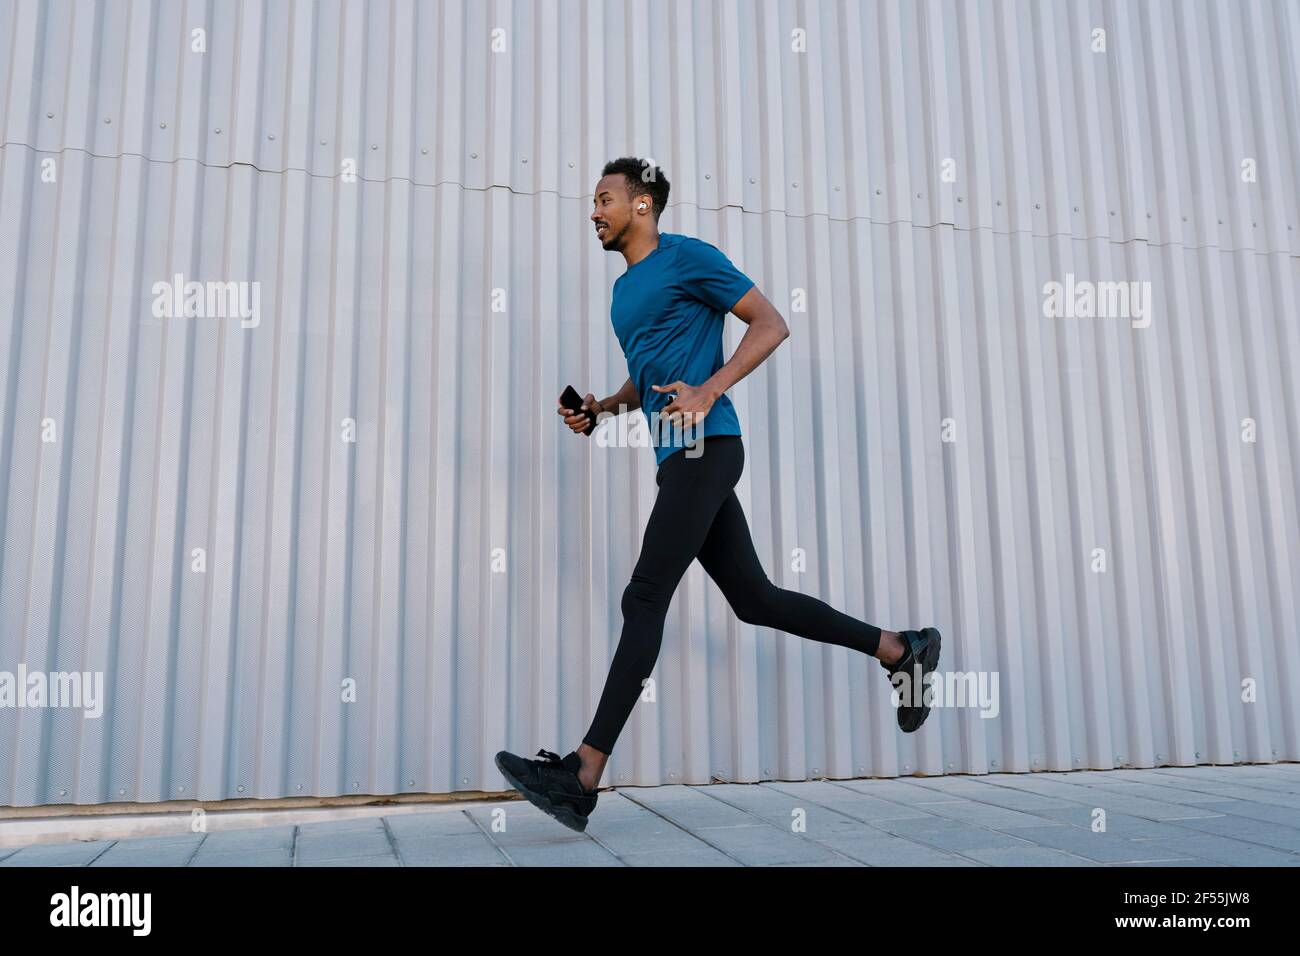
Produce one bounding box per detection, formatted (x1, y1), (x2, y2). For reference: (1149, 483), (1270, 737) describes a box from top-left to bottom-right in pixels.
(320, 139), (326, 145)
(178, 786), (185, 793)
(1073, 205), (1080, 212)
(704, 173), (710, 180)
(750, 177), (756, 184)
(371, 143), (378, 150)
(471, 151), (477, 158)
(268, 133), (275, 140)
(214, 127), (221, 134)
(991, 760), (997, 767)
(1109, 210), (1116, 216)
(461, 778), (468, 785)
(567, 161), (574, 167)
(957, 196), (964, 203)
(996, 199), (1002, 206)
(1182, 216), (1188, 222)
(46, 111), (54, 119)
(355, 782), (361, 788)
(297, 784), (303, 790)
(916, 192), (922, 198)
(237, 786), (244, 792)
(1034, 202), (1041, 209)
(1195, 751), (1201, 758)
(833, 185), (839, 191)
(521, 157), (527, 163)
(119, 789), (126, 795)
(812, 768), (819, 774)
(159, 122), (166, 129)
(1218, 218), (1223, 224)
(60, 789), (67, 796)
(1146, 212), (1152, 218)
(421, 147), (428, 154)
(408, 780), (414, 786)
(875, 188), (882, 195)
(669, 773), (676, 779)
(948, 762), (954, 768)
(1252, 222), (1257, 227)
(104, 117), (112, 124)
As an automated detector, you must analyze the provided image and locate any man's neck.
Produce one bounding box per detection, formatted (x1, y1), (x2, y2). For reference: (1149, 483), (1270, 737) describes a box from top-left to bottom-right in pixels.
(621, 230), (662, 268)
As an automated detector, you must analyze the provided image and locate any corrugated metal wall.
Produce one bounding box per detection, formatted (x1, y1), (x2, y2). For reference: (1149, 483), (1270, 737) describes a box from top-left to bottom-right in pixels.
(0, 0), (1297, 808)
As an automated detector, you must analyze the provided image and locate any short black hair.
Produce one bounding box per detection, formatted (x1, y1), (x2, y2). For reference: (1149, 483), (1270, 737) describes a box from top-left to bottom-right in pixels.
(601, 157), (670, 220)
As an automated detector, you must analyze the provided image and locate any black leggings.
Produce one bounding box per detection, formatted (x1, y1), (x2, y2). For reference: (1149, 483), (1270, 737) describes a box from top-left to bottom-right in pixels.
(582, 435), (883, 755)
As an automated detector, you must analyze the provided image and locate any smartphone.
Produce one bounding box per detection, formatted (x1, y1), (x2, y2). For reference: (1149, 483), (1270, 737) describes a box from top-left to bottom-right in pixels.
(560, 384), (598, 436)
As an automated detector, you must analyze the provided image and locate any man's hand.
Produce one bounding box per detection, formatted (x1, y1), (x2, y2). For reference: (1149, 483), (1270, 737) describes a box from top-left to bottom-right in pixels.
(651, 380), (715, 431)
(557, 392), (606, 435)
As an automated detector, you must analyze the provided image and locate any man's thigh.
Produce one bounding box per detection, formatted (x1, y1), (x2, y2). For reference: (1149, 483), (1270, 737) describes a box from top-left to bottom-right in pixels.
(694, 490), (768, 598)
(631, 445), (742, 590)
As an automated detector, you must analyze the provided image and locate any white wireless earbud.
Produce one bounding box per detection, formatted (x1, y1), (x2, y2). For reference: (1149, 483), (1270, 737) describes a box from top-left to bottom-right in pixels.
(639, 203), (647, 210)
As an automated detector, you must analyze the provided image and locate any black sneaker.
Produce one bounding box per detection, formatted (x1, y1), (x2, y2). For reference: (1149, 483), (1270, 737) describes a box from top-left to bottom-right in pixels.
(494, 748), (598, 832)
(881, 627), (942, 732)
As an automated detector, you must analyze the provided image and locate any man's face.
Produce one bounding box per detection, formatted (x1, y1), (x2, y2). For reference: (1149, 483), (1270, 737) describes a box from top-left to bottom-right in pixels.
(591, 174), (642, 251)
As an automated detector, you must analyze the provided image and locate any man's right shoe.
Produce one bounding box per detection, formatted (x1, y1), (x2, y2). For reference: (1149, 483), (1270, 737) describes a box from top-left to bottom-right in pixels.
(494, 748), (598, 832)
(880, 627), (942, 732)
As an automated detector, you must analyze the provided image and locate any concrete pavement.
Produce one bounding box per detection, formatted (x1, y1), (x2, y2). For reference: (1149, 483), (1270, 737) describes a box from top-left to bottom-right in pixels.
(3, 763), (1299, 867)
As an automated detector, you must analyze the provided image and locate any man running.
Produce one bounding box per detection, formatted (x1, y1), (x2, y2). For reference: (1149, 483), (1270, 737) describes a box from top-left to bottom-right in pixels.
(495, 157), (941, 832)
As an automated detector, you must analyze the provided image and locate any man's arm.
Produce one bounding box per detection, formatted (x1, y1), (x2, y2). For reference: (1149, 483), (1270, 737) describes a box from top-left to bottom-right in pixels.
(599, 376), (641, 415)
(699, 286), (789, 401)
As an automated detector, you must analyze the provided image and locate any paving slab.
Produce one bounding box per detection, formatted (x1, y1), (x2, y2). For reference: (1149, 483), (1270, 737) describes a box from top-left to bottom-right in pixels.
(1163, 814), (1300, 852)
(1002, 825), (1188, 863)
(198, 826), (296, 851)
(189, 848), (293, 867)
(89, 843), (198, 866)
(681, 823), (849, 866)
(872, 816), (1037, 852)
(620, 846), (742, 866)
(961, 846), (1101, 866)
(831, 834), (979, 866)
(392, 833), (506, 866)
(499, 840), (624, 866)
(1140, 834), (1300, 866)
(0, 841), (116, 866)
(294, 829), (394, 862)
(3, 763), (1296, 866)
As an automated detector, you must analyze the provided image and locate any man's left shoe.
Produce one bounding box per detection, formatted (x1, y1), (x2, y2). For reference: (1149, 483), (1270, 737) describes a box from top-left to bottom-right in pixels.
(494, 748), (598, 832)
(881, 627), (943, 732)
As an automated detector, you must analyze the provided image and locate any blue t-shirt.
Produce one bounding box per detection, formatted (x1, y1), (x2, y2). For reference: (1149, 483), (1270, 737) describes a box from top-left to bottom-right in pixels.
(609, 232), (755, 467)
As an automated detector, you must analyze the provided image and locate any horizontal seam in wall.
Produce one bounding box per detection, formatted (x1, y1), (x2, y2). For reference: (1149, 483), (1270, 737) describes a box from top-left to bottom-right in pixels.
(1, 141), (1297, 259)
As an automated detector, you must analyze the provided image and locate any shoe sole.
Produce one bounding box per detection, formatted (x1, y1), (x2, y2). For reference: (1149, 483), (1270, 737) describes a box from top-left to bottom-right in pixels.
(493, 752), (590, 832)
(900, 627), (942, 733)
